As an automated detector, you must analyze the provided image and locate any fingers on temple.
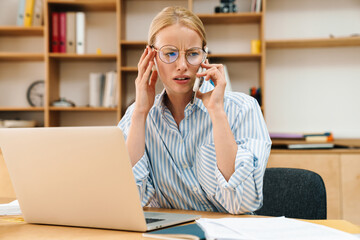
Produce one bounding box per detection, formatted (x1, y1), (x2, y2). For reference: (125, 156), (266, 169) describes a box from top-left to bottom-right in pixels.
(138, 47), (155, 74)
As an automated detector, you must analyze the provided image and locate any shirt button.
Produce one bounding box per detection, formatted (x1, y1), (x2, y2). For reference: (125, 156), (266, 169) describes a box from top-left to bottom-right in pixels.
(183, 163), (188, 169)
(192, 187), (198, 192)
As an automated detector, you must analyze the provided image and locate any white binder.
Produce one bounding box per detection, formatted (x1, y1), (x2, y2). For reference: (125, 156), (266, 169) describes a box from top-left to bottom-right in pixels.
(76, 12), (85, 54)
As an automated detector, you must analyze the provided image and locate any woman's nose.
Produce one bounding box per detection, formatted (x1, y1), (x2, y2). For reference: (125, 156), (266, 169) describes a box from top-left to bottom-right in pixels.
(176, 53), (188, 71)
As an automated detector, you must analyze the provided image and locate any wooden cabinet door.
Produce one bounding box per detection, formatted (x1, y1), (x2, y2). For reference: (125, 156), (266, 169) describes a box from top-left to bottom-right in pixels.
(341, 154), (360, 225)
(268, 153), (341, 219)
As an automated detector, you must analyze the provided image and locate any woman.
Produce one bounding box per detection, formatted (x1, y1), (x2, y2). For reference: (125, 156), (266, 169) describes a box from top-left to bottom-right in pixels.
(118, 6), (271, 214)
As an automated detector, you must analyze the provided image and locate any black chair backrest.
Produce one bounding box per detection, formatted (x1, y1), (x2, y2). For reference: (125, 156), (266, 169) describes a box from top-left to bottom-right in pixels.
(255, 168), (327, 219)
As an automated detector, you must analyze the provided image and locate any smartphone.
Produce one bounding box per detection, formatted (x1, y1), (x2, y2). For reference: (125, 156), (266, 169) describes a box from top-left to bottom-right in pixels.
(191, 60), (206, 104)
(192, 66), (204, 93)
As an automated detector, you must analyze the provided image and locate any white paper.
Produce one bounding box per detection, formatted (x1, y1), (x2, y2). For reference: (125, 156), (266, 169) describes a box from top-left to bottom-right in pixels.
(196, 217), (358, 240)
(0, 200), (22, 216)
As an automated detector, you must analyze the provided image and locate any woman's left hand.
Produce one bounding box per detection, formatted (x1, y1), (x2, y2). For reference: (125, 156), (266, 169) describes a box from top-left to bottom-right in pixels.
(196, 61), (227, 113)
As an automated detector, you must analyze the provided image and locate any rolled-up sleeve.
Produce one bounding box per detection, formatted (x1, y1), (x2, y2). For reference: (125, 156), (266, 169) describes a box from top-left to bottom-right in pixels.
(197, 97), (271, 214)
(118, 104), (155, 206)
(132, 153), (156, 206)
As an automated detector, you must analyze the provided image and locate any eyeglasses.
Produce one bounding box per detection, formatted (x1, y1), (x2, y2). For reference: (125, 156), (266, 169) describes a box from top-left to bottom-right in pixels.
(151, 45), (207, 66)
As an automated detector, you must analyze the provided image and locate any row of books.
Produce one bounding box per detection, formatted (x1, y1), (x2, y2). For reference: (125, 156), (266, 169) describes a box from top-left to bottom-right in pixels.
(250, 0), (262, 12)
(89, 71), (118, 108)
(270, 132), (334, 142)
(51, 12), (85, 54)
(270, 132), (336, 149)
(17, 0), (43, 27)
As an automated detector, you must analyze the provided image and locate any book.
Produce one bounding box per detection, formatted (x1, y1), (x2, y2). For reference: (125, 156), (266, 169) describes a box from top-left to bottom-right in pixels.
(66, 12), (76, 53)
(99, 74), (106, 106)
(250, 0), (256, 12)
(272, 143), (335, 150)
(89, 73), (104, 107)
(51, 12), (60, 53)
(270, 132), (333, 142)
(270, 133), (305, 140)
(17, 0), (26, 26)
(287, 143), (335, 149)
(304, 132), (334, 142)
(24, 0), (35, 27)
(143, 223), (205, 240)
(32, 0), (43, 26)
(59, 12), (66, 53)
(76, 12), (85, 54)
(255, 0), (262, 12)
(103, 71), (117, 108)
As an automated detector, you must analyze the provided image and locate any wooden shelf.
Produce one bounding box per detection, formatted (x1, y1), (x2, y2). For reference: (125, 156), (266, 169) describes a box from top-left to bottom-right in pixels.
(266, 37), (360, 49)
(49, 106), (117, 112)
(48, 53), (117, 61)
(120, 41), (147, 49)
(0, 53), (44, 61)
(47, 0), (116, 11)
(198, 12), (262, 24)
(121, 67), (138, 72)
(0, 107), (44, 111)
(208, 53), (261, 61)
(0, 26), (44, 36)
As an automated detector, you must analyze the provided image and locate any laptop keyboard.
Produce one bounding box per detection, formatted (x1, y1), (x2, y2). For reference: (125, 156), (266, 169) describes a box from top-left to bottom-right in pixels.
(145, 218), (164, 224)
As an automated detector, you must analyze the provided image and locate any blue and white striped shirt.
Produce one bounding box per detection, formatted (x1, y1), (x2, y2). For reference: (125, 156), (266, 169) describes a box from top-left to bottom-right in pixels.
(118, 81), (271, 214)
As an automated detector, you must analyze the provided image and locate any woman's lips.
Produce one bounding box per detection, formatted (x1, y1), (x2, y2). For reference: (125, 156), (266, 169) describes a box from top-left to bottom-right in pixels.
(173, 76), (191, 84)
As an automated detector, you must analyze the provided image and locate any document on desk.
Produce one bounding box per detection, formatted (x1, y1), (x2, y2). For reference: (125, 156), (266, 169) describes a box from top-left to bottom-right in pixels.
(0, 200), (22, 216)
(196, 217), (358, 240)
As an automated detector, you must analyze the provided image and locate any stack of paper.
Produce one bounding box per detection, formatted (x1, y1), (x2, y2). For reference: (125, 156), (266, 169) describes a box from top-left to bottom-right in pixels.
(196, 217), (358, 240)
(0, 200), (22, 216)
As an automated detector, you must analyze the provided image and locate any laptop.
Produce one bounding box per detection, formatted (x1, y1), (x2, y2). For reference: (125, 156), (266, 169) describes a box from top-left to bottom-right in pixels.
(0, 126), (200, 231)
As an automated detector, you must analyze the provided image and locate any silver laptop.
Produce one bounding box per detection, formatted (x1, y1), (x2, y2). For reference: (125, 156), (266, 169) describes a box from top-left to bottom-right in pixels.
(0, 126), (200, 231)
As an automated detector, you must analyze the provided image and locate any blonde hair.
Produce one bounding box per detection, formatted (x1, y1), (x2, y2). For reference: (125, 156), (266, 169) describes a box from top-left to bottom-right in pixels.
(148, 6), (207, 48)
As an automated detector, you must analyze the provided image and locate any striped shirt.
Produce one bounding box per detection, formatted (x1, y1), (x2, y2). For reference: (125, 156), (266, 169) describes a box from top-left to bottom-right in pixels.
(118, 81), (271, 214)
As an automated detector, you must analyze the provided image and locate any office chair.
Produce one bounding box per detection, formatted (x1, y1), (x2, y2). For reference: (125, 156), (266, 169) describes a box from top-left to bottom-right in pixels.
(255, 168), (327, 219)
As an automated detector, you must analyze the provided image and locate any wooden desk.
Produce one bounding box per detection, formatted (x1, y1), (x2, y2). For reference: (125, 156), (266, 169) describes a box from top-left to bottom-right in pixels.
(0, 199), (359, 240)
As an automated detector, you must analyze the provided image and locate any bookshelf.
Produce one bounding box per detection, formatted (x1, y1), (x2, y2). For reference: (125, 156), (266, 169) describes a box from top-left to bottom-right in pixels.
(44, 0), (120, 126)
(120, 0), (265, 114)
(0, 0), (358, 130)
(0, 0), (264, 126)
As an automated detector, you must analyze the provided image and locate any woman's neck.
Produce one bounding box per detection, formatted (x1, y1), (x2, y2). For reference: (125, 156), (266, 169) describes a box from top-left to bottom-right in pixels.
(165, 91), (193, 126)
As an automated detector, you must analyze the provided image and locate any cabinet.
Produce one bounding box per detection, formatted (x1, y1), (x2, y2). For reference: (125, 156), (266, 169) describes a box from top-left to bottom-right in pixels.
(0, 0), (265, 127)
(268, 148), (360, 225)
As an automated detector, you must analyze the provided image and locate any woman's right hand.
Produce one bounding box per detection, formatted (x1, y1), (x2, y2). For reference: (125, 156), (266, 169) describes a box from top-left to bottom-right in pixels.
(134, 46), (158, 116)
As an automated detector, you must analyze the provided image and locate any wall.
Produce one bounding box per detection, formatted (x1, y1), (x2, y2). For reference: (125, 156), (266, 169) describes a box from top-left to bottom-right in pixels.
(265, 0), (360, 138)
